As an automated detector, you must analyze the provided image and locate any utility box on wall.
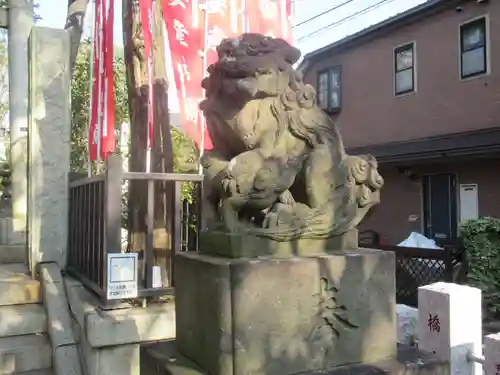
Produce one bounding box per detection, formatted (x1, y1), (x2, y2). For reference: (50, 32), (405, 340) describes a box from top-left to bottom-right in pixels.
(459, 184), (479, 223)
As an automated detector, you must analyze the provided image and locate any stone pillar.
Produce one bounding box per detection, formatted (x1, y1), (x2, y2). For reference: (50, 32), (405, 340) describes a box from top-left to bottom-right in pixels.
(418, 282), (482, 375)
(7, 0), (34, 243)
(484, 333), (500, 375)
(27, 27), (71, 270)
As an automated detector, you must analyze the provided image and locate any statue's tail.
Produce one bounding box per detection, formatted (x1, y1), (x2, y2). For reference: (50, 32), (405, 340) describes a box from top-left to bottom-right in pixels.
(246, 188), (362, 241)
(247, 202), (374, 241)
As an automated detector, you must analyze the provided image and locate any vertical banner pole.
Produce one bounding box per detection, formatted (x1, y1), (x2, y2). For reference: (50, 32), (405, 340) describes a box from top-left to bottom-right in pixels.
(139, 0), (154, 173)
(96, 0), (104, 174)
(198, 5), (209, 175)
(87, 0), (96, 177)
(146, 0), (155, 173)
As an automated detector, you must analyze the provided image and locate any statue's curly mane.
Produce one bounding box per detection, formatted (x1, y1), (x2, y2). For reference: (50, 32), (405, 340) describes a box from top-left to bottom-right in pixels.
(201, 33), (343, 153)
(275, 82), (341, 149)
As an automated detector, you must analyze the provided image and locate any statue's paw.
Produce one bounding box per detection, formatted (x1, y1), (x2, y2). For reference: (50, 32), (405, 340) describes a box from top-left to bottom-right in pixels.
(262, 202), (294, 229)
(263, 212), (279, 229)
(279, 189), (295, 206)
(225, 221), (244, 233)
(221, 178), (238, 196)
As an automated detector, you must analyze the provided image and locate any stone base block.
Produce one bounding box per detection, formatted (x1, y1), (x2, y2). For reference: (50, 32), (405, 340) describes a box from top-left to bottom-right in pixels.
(175, 249), (397, 375)
(64, 277), (176, 348)
(147, 341), (446, 375)
(199, 229), (358, 258)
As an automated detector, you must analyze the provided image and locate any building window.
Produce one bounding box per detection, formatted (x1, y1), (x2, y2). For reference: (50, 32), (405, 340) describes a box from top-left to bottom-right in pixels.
(317, 67), (341, 112)
(460, 17), (487, 79)
(394, 43), (415, 95)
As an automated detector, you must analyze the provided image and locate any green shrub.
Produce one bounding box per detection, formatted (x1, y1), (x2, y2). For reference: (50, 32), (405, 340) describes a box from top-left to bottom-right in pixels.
(460, 217), (500, 319)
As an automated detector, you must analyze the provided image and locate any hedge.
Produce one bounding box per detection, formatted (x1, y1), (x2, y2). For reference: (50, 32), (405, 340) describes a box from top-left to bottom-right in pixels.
(460, 217), (500, 319)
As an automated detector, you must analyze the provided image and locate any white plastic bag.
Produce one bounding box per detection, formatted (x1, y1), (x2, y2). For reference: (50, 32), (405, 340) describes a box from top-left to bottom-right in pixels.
(398, 232), (442, 249)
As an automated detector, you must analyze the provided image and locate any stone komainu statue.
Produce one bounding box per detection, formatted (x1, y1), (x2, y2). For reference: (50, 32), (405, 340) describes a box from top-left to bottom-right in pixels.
(200, 33), (383, 242)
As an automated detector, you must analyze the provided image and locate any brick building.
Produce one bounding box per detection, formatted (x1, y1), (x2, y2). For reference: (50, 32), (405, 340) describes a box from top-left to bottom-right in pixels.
(299, 0), (500, 245)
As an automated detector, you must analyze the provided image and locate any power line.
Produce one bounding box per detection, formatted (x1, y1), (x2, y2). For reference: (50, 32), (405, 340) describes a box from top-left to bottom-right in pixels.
(297, 0), (397, 42)
(293, 0), (356, 28)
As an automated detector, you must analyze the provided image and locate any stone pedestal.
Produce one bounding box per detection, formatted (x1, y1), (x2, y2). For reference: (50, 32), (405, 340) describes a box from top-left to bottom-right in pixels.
(175, 249), (397, 375)
(148, 342), (448, 375)
(199, 229), (359, 258)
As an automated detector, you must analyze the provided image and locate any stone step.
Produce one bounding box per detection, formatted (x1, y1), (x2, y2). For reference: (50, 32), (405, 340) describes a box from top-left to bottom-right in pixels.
(0, 304), (47, 337)
(0, 218), (25, 247)
(0, 264), (27, 274)
(0, 245), (26, 265)
(0, 218), (13, 246)
(0, 334), (52, 374)
(0, 264), (40, 306)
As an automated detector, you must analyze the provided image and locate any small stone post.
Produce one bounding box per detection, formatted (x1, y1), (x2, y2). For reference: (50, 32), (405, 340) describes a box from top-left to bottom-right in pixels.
(484, 333), (500, 375)
(418, 282), (482, 375)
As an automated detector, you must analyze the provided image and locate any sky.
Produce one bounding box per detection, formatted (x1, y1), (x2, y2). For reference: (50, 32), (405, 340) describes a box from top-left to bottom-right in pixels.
(37, 0), (429, 112)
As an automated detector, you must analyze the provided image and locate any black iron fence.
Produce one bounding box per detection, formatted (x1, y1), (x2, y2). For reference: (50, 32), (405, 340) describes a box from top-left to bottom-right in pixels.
(365, 243), (464, 307)
(67, 154), (203, 302)
(181, 198), (199, 251)
(68, 167), (465, 306)
(359, 230), (466, 307)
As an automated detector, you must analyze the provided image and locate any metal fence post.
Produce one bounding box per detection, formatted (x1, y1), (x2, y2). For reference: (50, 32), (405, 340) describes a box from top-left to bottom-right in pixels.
(195, 182), (203, 252)
(171, 181), (182, 287)
(443, 246), (454, 282)
(103, 155), (124, 297)
(145, 177), (155, 289)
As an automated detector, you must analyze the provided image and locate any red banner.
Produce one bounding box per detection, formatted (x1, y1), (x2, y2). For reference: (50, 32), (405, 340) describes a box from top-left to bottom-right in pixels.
(89, 0), (102, 161)
(281, 0), (293, 45)
(139, 0), (154, 149)
(247, 0), (292, 42)
(199, 0), (245, 151)
(101, 0), (116, 159)
(203, 0), (245, 71)
(162, 0), (207, 149)
(89, 0), (116, 162)
(163, 0), (293, 151)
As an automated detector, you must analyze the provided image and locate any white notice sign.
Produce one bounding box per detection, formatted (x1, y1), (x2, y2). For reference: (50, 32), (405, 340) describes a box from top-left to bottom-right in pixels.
(107, 253), (138, 300)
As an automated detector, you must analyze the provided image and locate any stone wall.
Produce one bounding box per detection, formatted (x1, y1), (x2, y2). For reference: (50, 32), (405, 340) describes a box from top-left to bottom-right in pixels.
(64, 277), (176, 375)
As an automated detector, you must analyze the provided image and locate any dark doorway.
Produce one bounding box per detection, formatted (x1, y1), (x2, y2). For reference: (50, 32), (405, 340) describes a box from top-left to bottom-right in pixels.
(422, 174), (458, 246)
